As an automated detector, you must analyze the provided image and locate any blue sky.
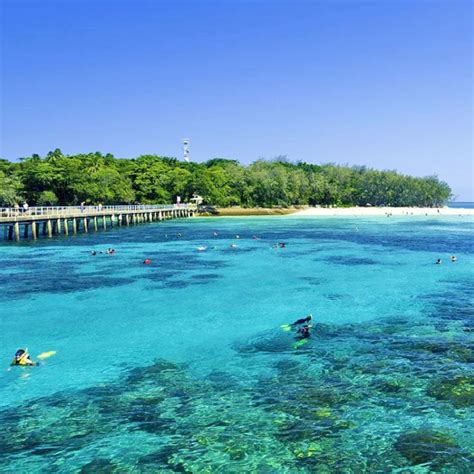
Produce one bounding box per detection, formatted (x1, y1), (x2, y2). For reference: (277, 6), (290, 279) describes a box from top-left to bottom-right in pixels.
(1, 0), (472, 199)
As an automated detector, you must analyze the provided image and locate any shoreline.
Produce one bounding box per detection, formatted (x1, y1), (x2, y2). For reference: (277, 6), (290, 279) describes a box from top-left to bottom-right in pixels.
(200, 207), (300, 217)
(199, 206), (474, 217)
(293, 206), (474, 217)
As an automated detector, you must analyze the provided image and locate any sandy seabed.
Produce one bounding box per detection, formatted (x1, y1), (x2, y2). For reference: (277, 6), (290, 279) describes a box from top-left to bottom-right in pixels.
(293, 206), (474, 217)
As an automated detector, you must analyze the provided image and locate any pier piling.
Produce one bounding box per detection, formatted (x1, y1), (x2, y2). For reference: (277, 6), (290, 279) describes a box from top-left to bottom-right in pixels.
(0, 204), (196, 242)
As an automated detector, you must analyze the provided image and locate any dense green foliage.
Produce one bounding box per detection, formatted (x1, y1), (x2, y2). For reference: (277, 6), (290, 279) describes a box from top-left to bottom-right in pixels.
(0, 150), (451, 207)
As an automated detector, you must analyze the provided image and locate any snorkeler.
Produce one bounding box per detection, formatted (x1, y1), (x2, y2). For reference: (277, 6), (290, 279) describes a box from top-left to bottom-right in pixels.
(291, 314), (312, 327)
(292, 324), (312, 349)
(296, 325), (311, 340)
(281, 314), (313, 332)
(11, 349), (36, 366)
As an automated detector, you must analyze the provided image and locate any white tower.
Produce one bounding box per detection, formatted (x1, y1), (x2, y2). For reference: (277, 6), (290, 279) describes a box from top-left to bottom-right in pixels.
(182, 138), (190, 162)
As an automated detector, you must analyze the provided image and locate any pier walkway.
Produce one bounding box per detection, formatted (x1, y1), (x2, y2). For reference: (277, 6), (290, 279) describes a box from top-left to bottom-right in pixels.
(0, 204), (196, 241)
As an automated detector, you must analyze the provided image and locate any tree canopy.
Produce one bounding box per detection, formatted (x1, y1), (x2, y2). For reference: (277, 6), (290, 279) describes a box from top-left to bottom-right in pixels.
(0, 150), (451, 207)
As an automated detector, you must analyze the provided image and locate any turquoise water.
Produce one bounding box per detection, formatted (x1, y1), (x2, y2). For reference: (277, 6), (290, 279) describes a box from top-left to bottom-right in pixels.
(448, 202), (474, 209)
(0, 216), (473, 472)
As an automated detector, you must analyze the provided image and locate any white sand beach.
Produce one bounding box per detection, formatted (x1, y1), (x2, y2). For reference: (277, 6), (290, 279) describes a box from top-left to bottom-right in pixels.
(293, 206), (474, 217)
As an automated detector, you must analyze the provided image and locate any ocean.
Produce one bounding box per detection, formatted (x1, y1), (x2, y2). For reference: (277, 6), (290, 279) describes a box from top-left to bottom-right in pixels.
(448, 202), (474, 209)
(0, 215), (473, 472)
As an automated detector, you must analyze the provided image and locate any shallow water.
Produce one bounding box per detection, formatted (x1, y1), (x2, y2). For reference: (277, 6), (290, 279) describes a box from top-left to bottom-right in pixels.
(0, 216), (473, 472)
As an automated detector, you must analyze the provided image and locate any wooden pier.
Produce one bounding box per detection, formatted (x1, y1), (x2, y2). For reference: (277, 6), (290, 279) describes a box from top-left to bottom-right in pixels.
(0, 204), (196, 242)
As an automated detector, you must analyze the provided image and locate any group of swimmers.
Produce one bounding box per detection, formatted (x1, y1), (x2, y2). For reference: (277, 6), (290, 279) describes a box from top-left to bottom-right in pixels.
(290, 314), (313, 340)
(436, 255), (457, 264)
(10, 314), (313, 368)
(91, 248), (116, 256)
(279, 314), (313, 344)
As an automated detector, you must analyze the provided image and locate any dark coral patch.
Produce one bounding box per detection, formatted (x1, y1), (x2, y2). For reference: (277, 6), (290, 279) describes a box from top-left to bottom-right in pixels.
(395, 430), (460, 466)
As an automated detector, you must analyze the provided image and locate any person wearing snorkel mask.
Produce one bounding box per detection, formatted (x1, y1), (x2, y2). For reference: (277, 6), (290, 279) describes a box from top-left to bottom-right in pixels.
(296, 325), (311, 340)
(11, 349), (37, 366)
(291, 314), (312, 327)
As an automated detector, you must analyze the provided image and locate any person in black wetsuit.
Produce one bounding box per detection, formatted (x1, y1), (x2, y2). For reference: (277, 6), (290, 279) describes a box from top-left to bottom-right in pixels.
(281, 314), (313, 336)
(296, 325), (311, 340)
(291, 314), (312, 327)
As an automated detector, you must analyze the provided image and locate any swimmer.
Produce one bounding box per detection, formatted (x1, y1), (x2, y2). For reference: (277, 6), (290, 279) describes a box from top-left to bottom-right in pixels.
(197, 246), (207, 252)
(230, 243), (237, 248)
(278, 242), (286, 248)
(252, 235), (260, 240)
(296, 325), (311, 340)
(292, 314), (312, 327)
(281, 314), (313, 332)
(450, 255), (457, 262)
(435, 258), (442, 265)
(213, 232), (218, 237)
(235, 235), (240, 239)
(177, 233), (182, 238)
(106, 248), (116, 255)
(91, 250), (97, 256)
(11, 349), (36, 367)
(143, 259), (152, 265)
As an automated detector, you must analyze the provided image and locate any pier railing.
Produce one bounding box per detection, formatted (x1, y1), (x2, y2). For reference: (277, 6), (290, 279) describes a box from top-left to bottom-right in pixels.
(0, 204), (192, 218)
(0, 204), (197, 241)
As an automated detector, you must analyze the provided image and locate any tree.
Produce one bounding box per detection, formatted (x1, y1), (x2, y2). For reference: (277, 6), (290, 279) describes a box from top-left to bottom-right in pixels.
(1, 151), (452, 208)
(37, 191), (59, 206)
(0, 171), (22, 206)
